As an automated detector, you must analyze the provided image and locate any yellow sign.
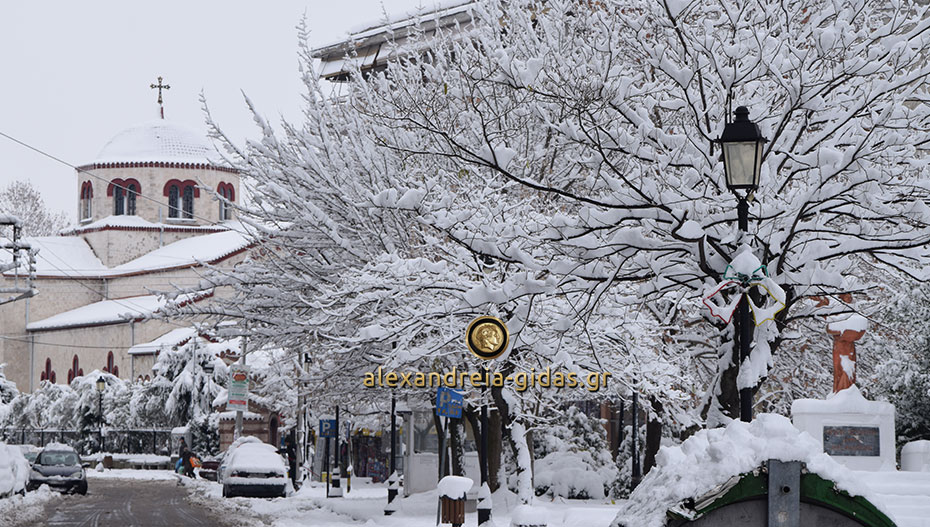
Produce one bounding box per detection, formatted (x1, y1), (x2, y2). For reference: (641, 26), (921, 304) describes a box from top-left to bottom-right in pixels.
(466, 316), (509, 360)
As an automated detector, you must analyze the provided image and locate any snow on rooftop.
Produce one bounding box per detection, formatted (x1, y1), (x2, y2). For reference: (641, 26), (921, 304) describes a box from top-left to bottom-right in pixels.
(2, 229), (250, 279)
(26, 292), (207, 331)
(314, 0), (474, 56)
(109, 230), (250, 275)
(92, 119), (220, 165)
(128, 327), (198, 356)
(65, 215), (227, 234)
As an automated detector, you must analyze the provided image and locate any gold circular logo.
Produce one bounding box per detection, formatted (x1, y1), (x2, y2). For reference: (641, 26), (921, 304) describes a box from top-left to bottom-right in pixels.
(466, 316), (509, 360)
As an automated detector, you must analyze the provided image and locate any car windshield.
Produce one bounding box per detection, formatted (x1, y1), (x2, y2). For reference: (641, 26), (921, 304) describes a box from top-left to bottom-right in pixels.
(38, 451), (80, 466)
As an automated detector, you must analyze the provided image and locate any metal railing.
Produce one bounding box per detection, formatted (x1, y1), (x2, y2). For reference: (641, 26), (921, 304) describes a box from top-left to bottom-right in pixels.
(1, 428), (173, 455)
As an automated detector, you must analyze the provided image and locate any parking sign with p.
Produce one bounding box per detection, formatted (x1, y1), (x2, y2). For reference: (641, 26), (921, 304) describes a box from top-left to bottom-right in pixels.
(436, 387), (464, 418)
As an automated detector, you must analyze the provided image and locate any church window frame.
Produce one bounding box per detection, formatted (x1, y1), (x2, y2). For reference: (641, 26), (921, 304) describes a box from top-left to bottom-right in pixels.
(168, 185), (180, 218)
(217, 182), (235, 221)
(182, 185), (194, 219)
(80, 182), (93, 221)
(113, 185), (125, 215)
(126, 183), (137, 216)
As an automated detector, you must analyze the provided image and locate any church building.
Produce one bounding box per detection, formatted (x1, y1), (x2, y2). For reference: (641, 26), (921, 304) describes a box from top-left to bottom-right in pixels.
(0, 88), (249, 392)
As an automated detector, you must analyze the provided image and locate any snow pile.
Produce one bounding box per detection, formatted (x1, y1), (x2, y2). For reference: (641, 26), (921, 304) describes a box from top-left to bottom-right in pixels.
(0, 443), (30, 497)
(612, 413), (893, 527)
(437, 475), (474, 499)
(792, 384), (893, 416)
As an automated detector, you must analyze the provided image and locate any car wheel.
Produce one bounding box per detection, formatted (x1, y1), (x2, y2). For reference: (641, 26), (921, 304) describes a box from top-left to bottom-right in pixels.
(222, 485), (229, 498)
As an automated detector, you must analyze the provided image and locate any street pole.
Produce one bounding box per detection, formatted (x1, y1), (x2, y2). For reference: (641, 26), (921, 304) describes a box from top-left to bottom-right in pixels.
(385, 392), (398, 515)
(325, 436), (330, 497)
(234, 330), (248, 440)
(98, 391), (103, 453)
(330, 406), (342, 497)
(478, 369), (491, 525)
(737, 195), (753, 423)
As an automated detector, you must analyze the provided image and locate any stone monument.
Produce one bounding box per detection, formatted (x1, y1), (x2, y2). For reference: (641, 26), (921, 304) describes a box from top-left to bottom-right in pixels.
(791, 313), (897, 471)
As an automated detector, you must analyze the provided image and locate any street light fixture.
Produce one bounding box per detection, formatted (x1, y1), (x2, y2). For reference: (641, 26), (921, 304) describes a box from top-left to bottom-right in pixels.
(717, 105), (768, 423)
(96, 376), (105, 452)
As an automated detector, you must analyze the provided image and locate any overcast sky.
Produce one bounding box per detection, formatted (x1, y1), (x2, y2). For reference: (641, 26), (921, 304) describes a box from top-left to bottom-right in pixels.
(0, 1), (435, 219)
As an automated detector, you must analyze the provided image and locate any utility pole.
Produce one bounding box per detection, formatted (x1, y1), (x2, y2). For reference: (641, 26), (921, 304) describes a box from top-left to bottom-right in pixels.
(385, 391), (398, 515)
(234, 330), (248, 440)
(330, 406), (342, 497)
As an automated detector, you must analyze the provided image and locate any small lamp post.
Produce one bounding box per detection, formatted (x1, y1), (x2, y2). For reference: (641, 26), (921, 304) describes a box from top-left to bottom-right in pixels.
(717, 105), (767, 423)
(95, 376), (106, 452)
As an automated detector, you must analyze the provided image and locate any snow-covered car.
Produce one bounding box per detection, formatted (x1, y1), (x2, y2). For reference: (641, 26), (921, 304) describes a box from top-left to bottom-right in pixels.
(13, 445), (40, 464)
(218, 436), (287, 498)
(27, 443), (87, 495)
(0, 443), (31, 498)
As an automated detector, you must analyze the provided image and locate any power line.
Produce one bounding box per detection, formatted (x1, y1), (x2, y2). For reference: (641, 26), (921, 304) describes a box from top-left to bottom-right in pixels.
(0, 129), (233, 226)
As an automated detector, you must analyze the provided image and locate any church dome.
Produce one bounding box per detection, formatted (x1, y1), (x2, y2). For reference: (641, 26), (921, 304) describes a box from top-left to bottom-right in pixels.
(93, 119), (220, 165)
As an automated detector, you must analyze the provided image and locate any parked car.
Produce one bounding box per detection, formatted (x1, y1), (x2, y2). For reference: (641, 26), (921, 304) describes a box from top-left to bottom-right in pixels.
(13, 445), (40, 464)
(0, 443), (31, 497)
(218, 436), (288, 498)
(27, 443), (87, 495)
(199, 454), (222, 481)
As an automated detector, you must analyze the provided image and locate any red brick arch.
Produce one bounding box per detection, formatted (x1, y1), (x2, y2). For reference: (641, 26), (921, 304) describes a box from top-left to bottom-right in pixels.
(217, 182), (235, 201)
(106, 178), (142, 197)
(163, 179), (200, 197)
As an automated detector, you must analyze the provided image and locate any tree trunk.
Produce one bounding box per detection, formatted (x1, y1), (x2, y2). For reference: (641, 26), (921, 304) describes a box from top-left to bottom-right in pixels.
(488, 409), (502, 492)
(491, 381), (533, 503)
(700, 333), (740, 426)
(643, 397), (663, 475)
(449, 417), (465, 476)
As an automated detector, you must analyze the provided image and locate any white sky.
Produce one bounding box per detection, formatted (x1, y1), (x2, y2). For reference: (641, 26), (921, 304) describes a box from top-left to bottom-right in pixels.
(0, 1), (435, 219)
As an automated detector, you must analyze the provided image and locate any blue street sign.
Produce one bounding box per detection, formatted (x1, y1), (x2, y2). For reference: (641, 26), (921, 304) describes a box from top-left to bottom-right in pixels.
(436, 387), (464, 418)
(320, 419), (337, 438)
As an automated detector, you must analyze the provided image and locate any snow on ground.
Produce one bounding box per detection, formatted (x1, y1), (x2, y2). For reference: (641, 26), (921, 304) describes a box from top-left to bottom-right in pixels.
(184, 477), (619, 527)
(86, 469), (178, 481)
(0, 486), (56, 527)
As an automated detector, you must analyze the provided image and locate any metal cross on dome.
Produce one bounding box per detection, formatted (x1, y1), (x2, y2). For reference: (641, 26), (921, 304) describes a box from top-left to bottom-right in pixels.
(150, 76), (170, 119)
(703, 250), (786, 326)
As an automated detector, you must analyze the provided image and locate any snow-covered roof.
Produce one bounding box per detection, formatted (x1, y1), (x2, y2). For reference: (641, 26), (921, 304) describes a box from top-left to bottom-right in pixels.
(65, 215), (228, 234)
(2, 229), (250, 279)
(26, 291), (209, 331)
(91, 119), (220, 165)
(314, 0), (475, 80)
(218, 411), (264, 421)
(127, 327), (197, 356)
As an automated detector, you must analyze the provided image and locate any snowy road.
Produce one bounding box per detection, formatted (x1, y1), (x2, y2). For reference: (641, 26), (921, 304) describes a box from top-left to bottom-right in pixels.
(10, 477), (235, 527)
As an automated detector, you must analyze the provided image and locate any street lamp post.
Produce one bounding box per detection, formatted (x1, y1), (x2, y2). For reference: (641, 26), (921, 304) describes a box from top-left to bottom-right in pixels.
(95, 376), (106, 452)
(717, 105), (768, 423)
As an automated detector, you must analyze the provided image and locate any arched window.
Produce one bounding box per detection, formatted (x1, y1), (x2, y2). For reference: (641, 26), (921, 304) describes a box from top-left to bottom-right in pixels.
(103, 351), (119, 377)
(126, 183), (137, 216)
(218, 182), (235, 221)
(80, 182), (93, 220)
(182, 185), (194, 219)
(40, 358), (56, 384)
(67, 354), (83, 384)
(113, 185), (124, 215)
(168, 185), (180, 218)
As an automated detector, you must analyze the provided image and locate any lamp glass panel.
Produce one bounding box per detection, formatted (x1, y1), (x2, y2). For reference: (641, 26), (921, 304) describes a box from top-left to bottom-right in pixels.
(723, 142), (759, 187)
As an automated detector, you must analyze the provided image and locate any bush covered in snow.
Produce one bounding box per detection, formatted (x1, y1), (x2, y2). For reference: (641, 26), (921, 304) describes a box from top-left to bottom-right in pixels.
(533, 405), (618, 499)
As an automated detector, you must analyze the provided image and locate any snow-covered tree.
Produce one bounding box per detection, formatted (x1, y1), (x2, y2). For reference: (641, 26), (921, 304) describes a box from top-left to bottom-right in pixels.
(0, 180), (68, 236)
(200, 0), (930, 502)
